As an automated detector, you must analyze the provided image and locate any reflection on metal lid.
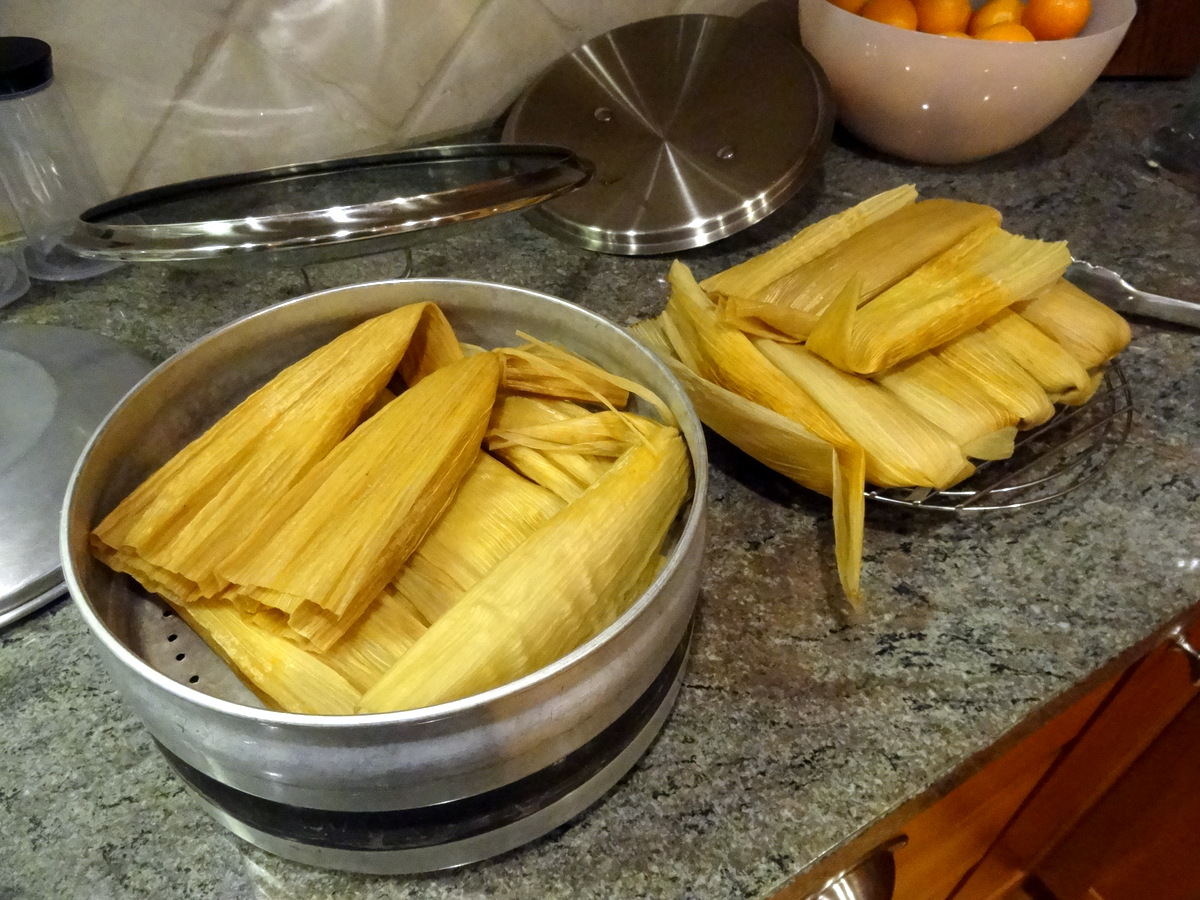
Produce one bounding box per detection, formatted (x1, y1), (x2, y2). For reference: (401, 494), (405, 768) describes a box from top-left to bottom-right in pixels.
(501, 14), (834, 255)
(0, 325), (151, 627)
(65, 143), (592, 268)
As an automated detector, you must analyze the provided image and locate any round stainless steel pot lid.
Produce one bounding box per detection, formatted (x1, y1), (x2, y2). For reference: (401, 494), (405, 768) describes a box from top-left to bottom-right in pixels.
(0, 325), (151, 627)
(501, 14), (834, 256)
(64, 143), (591, 268)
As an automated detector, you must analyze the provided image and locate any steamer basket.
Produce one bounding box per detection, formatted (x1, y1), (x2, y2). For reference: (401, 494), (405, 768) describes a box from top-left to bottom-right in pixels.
(61, 279), (708, 873)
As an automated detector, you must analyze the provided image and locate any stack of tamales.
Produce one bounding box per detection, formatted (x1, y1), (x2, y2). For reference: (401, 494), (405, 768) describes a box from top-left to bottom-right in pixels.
(632, 185), (1131, 608)
(91, 303), (690, 715)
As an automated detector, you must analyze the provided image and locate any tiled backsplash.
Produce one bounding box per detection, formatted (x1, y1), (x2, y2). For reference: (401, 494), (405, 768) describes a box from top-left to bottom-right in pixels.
(9, 0), (775, 197)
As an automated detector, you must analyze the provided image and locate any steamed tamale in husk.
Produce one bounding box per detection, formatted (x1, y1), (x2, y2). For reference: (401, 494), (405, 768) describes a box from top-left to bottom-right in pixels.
(90, 304), (691, 715)
(634, 186), (1130, 611)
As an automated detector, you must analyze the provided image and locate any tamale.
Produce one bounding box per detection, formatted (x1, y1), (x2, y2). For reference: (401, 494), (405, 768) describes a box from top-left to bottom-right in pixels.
(756, 339), (975, 490)
(91, 303), (461, 603)
(700, 185), (918, 299)
(746, 199), (1003, 341)
(219, 352), (500, 650)
(806, 227), (1072, 375)
(976, 310), (1092, 399)
(314, 590), (429, 693)
(874, 352), (1019, 461)
(358, 425), (690, 713)
(634, 317), (864, 605)
(386, 451), (564, 627)
(660, 261), (857, 450)
(935, 329), (1056, 428)
(1012, 279), (1132, 370)
(178, 599), (360, 715)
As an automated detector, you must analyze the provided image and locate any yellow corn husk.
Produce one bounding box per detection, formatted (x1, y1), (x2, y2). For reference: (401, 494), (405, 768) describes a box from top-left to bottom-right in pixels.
(749, 199), (1003, 337)
(700, 184), (919, 298)
(935, 329), (1056, 428)
(488, 410), (660, 456)
(487, 395), (614, 500)
(661, 260), (856, 449)
(219, 352), (500, 650)
(178, 599), (360, 715)
(495, 342), (630, 408)
(90, 303), (463, 603)
(1055, 368), (1106, 407)
(977, 309), (1092, 398)
(314, 591), (430, 693)
(358, 425), (690, 713)
(633, 317), (864, 605)
(874, 352), (1019, 461)
(1012, 278), (1132, 370)
(714, 295), (819, 343)
(755, 339), (975, 490)
(807, 226), (1072, 375)
(387, 451), (565, 627)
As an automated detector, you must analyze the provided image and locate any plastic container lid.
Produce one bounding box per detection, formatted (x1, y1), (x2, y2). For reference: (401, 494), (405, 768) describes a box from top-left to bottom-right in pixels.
(0, 37), (53, 97)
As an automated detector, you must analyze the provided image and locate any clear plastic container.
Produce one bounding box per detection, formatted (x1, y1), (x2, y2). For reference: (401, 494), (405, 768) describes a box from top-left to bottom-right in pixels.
(0, 36), (118, 281)
(0, 186), (29, 307)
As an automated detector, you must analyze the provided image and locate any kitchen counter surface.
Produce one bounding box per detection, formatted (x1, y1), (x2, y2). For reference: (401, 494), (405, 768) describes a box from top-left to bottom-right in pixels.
(3, 79), (1199, 900)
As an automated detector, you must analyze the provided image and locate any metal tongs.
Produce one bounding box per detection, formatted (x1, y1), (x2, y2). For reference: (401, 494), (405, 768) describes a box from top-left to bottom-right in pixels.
(1066, 260), (1200, 330)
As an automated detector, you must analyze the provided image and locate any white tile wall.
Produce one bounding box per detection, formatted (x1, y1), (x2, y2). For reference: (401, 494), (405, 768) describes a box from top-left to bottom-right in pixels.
(7, 0), (779, 197)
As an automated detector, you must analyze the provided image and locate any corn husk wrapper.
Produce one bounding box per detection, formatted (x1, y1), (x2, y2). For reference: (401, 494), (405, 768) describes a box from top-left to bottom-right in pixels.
(935, 329), (1056, 428)
(319, 452), (565, 691)
(743, 199), (1003, 342)
(756, 338), (975, 490)
(632, 317), (864, 605)
(175, 600), (361, 715)
(806, 226), (1072, 375)
(486, 395), (614, 501)
(90, 303), (463, 603)
(1012, 278), (1132, 370)
(358, 425), (690, 713)
(662, 260), (855, 449)
(386, 452), (565, 627)
(219, 352), (500, 650)
(290, 591), (430, 694)
(977, 310), (1092, 401)
(874, 352), (1019, 461)
(495, 340), (630, 409)
(701, 185), (918, 299)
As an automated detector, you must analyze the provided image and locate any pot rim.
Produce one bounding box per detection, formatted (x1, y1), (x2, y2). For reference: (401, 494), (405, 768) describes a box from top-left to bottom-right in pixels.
(61, 276), (708, 729)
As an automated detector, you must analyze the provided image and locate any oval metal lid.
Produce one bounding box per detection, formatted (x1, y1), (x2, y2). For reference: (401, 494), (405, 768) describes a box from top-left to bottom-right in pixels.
(501, 14), (834, 256)
(0, 325), (151, 627)
(65, 143), (591, 268)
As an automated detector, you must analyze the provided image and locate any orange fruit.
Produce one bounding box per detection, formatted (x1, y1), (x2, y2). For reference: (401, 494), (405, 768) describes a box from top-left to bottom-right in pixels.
(939, 30), (973, 36)
(977, 21), (1037, 40)
(1023, 0), (1091, 39)
(860, 0), (920, 29)
(968, 0), (1025, 35)
(914, 0), (972, 33)
(827, 0), (869, 12)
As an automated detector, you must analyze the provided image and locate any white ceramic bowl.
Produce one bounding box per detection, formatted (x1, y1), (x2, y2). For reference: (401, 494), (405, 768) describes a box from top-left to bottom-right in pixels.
(798, 0), (1136, 163)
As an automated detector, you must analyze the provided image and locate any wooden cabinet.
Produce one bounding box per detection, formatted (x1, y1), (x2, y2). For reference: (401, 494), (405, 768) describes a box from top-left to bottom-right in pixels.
(1103, 0), (1200, 78)
(891, 615), (1200, 900)
(1034, 693), (1200, 900)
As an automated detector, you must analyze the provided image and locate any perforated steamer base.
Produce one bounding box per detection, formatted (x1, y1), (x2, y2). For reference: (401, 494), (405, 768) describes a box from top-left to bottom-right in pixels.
(154, 624), (691, 874)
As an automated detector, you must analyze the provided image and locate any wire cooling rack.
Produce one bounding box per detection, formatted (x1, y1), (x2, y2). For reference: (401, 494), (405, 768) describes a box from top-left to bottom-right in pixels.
(865, 362), (1134, 512)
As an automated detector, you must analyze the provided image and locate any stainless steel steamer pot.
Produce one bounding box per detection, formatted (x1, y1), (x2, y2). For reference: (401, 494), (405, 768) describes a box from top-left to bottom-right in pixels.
(60, 279), (707, 872)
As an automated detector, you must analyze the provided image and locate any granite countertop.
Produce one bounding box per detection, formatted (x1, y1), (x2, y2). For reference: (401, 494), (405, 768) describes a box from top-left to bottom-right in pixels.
(3, 79), (1199, 900)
